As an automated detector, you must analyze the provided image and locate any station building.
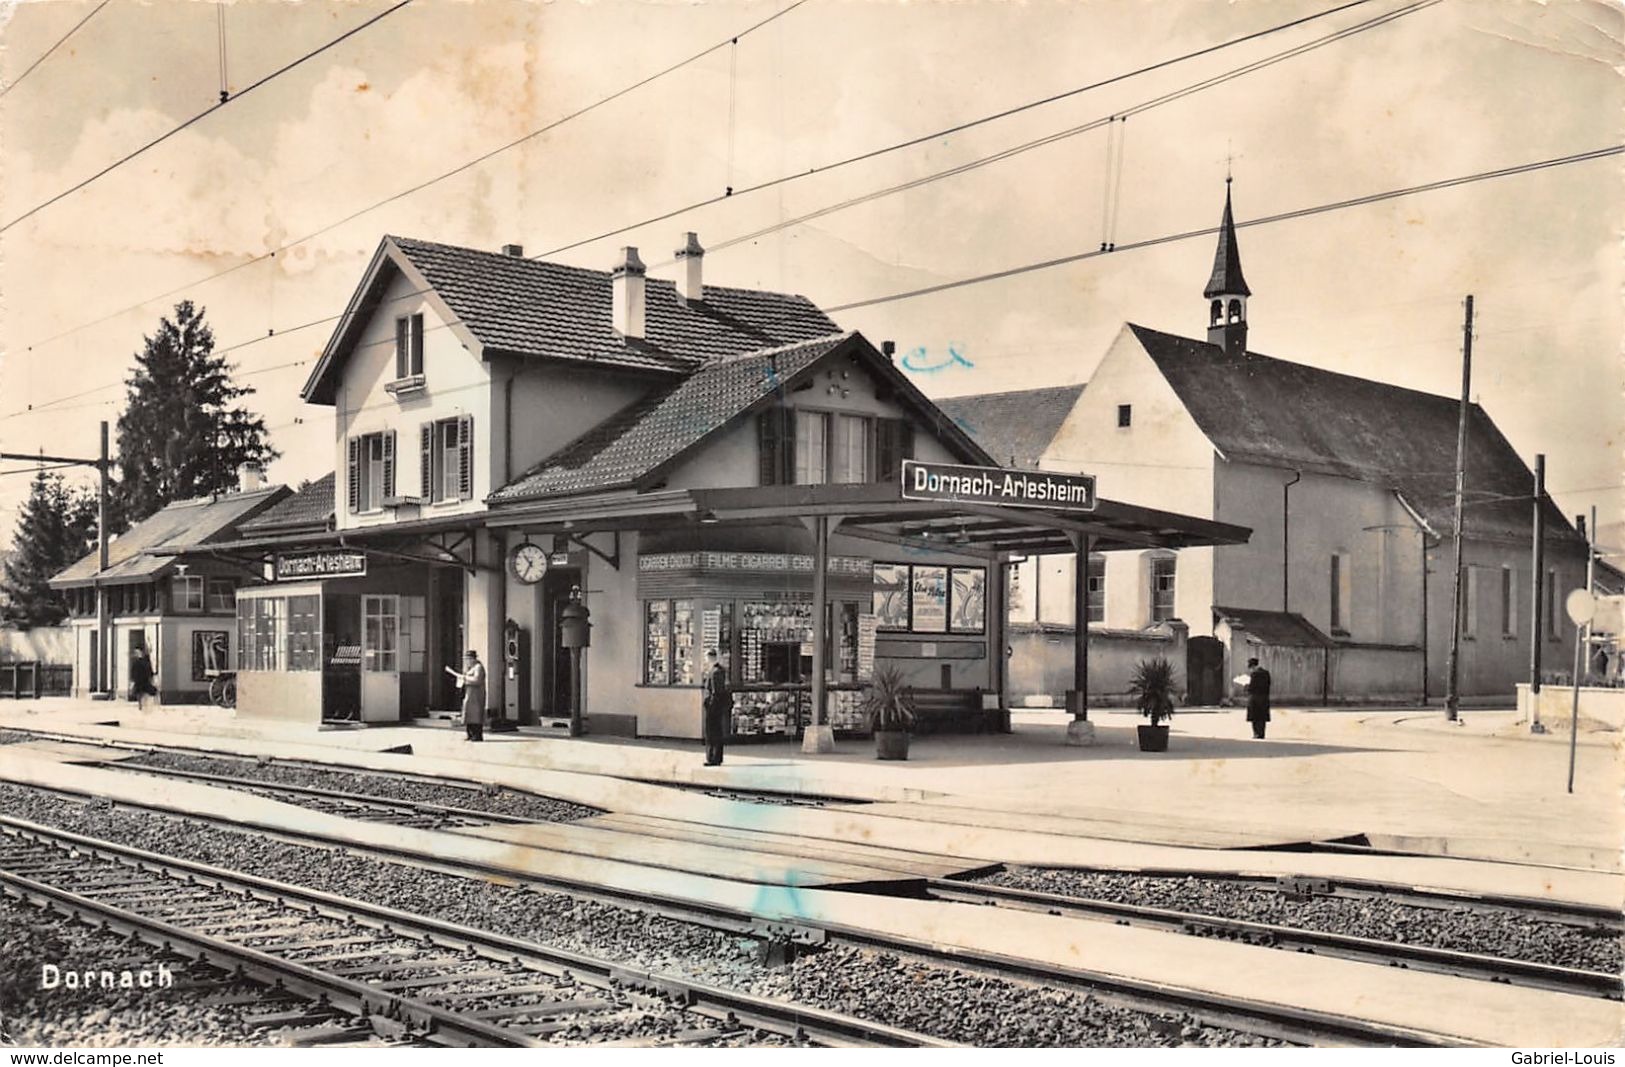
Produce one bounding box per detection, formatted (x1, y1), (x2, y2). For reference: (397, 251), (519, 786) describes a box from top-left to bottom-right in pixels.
(196, 234), (1245, 739)
(50, 479), (288, 703)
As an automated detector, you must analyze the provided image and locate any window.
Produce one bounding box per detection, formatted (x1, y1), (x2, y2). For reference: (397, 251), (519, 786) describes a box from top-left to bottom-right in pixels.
(172, 575), (204, 614)
(362, 595), (398, 673)
(288, 596), (321, 671)
(1117, 404), (1132, 428)
(1150, 555), (1176, 622)
(644, 600), (672, 685)
(1460, 566), (1478, 638)
(395, 313), (424, 380)
(347, 431), (396, 512)
(1210, 299), (1223, 327)
(1500, 566), (1515, 638)
(237, 597), (286, 672)
(1330, 552), (1351, 634)
(207, 578), (234, 614)
(421, 416), (474, 503)
(794, 411), (828, 484)
(831, 414), (870, 483)
(874, 418), (914, 481)
(1087, 556), (1106, 624)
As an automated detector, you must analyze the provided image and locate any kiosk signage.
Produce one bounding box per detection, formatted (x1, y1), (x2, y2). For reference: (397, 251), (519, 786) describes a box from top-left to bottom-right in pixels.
(901, 460), (1096, 512)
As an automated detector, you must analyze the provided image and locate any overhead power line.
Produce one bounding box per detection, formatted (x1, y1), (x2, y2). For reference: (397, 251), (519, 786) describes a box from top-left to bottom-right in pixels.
(826, 145), (1625, 313)
(0, 0), (415, 235)
(0, 0), (110, 99)
(14, 0), (1359, 357)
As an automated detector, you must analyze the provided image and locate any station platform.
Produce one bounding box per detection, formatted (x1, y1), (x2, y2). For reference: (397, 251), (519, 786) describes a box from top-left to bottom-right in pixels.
(1, 699), (1620, 912)
(1, 746), (1617, 1048)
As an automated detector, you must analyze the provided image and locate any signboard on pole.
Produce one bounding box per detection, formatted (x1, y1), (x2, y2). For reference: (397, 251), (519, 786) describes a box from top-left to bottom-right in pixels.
(901, 460), (1096, 512)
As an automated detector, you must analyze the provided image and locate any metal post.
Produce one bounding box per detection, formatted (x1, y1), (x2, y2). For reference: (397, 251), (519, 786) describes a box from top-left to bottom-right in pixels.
(97, 421), (111, 696)
(1529, 454), (1546, 732)
(1584, 505), (1597, 682)
(1444, 296), (1472, 722)
(1071, 537), (1089, 719)
(801, 514), (834, 754)
(1568, 621), (1583, 794)
(570, 646), (584, 738)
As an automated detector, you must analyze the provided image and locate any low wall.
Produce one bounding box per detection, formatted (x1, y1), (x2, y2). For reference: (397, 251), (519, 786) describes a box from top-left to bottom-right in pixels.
(1515, 683), (1625, 731)
(0, 626), (73, 665)
(1008, 623), (1186, 706)
(1329, 644), (1424, 704)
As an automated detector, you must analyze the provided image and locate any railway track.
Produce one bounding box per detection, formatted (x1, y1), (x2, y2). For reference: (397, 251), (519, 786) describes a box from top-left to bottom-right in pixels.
(0, 816), (951, 1049)
(929, 878), (1622, 1000)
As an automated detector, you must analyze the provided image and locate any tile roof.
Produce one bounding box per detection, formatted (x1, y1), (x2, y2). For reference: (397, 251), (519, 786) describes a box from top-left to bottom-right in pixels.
(1215, 606), (1333, 647)
(392, 237), (841, 372)
(239, 472), (335, 533)
(493, 333), (854, 503)
(934, 384), (1086, 469)
(1129, 324), (1577, 544)
(50, 486), (289, 587)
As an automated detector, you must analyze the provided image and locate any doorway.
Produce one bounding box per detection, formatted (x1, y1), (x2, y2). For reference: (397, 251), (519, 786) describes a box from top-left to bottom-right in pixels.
(539, 568), (581, 718)
(1186, 635), (1225, 706)
(434, 573), (465, 712)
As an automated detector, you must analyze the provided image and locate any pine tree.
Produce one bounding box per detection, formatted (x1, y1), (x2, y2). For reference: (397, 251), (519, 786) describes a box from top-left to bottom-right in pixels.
(0, 470), (97, 627)
(112, 300), (279, 525)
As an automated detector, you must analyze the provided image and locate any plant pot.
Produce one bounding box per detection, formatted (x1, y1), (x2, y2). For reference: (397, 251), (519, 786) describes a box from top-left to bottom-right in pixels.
(1137, 724), (1170, 752)
(875, 729), (910, 760)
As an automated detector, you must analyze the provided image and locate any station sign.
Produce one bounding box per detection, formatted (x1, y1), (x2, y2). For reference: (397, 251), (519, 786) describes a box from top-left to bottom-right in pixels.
(274, 549), (368, 581)
(901, 460), (1096, 513)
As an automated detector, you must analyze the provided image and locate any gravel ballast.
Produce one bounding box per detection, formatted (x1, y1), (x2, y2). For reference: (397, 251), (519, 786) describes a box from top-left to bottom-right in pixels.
(979, 866), (1622, 974)
(0, 784), (1282, 1047)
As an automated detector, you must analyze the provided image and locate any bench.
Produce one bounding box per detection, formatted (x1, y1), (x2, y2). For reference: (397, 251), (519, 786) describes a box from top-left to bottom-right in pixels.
(905, 688), (999, 735)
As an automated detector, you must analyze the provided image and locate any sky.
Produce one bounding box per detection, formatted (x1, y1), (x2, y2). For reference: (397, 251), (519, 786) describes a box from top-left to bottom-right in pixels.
(0, 0), (1620, 553)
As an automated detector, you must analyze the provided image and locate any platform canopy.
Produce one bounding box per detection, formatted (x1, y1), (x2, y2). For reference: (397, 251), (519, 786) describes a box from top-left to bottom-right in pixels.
(488, 480), (1249, 556)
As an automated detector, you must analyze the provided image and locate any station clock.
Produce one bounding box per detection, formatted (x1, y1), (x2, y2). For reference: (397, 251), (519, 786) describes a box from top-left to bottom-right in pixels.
(509, 541), (549, 585)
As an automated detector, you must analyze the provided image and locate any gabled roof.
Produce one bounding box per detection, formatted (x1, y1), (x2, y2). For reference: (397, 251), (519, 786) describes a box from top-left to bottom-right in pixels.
(303, 236), (841, 403)
(1203, 184), (1251, 298)
(935, 384), (1086, 469)
(1215, 605), (1333, 648)
(238, 472), (334, 534)
(491, 331), (994, 504)
(50, 486), (289, 588)
(1127, 324), (1579, 545)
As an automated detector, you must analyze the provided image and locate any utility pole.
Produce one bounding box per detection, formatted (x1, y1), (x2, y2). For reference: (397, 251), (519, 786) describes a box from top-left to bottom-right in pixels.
(1529, 454), (1547, 732)
(1444, 296), (1472, 722)
(0, 422), (111, 694)
(1584, 504), (1597, 680)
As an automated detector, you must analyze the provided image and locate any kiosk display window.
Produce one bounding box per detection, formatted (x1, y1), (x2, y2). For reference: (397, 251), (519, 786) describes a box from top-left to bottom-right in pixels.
(644, 600), (671, 685)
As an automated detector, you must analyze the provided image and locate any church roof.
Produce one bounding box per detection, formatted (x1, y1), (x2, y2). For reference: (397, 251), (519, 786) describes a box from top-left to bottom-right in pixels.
(1203, 184), (1251, 299)
(935, 384), (1086, 469)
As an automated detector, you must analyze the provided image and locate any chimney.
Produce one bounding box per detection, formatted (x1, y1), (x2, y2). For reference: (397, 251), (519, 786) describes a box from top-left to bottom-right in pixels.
(238, 463), (267, 493)
(611, 246), (646, 340)
(882, 340), (896, 363)
(502, 243), (524, 258)
(1577, 515), (1587, 539)
(675, 232), (705, 304)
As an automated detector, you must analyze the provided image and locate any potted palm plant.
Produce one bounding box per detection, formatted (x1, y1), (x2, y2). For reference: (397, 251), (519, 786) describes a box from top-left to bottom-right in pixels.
(1129, 656), (1178, 752)
(860, 664), (917, 760)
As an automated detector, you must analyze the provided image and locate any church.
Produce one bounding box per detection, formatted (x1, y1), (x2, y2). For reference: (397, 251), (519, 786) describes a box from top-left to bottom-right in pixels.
(940, 186), (1595, 706)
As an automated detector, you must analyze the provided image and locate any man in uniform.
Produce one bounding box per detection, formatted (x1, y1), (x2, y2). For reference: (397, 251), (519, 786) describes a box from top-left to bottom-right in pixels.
(1245, 656), (1272, 739)
(701, 648), (731, 766)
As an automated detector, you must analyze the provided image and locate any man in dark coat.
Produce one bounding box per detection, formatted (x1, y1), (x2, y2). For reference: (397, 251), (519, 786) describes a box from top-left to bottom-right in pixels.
(1245, 657), (1272, 739)
(128, 643), (158, 710)
(701, 648), (731, 766)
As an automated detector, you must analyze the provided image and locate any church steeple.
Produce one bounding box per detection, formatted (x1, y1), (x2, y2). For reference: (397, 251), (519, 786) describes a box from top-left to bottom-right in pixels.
(1204, 180), (1250, 357)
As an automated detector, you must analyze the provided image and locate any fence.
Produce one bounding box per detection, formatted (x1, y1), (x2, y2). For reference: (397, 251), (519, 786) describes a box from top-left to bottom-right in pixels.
(0, 661), (74, 699)
(0, 626), (75, 698)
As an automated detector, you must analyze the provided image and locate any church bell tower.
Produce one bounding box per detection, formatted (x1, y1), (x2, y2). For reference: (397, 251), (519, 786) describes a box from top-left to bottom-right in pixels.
(1204, 180), (1251, 357)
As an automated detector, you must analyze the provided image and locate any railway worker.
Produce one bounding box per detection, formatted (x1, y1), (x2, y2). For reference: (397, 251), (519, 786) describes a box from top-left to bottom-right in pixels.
(701, 648), (732, 766)
(458, 650), (487, 742)
(1244, 657), (1272, 739)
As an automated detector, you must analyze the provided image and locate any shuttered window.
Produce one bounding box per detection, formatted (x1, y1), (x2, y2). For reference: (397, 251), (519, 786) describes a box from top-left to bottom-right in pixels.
(347, 431), (396, 512)
(795, 412), (828, 484)
(421, 416), (474, 502)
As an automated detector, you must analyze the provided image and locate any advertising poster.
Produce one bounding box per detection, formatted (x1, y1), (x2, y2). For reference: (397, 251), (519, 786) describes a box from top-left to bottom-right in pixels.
(950, 567), (986, 633)
(911, 565), (948, 633)
(191, 630), (230, 681)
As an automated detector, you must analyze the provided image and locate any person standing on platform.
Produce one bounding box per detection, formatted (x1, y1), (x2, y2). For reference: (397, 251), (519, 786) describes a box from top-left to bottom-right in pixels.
(1245, 657), (1272, 739)
(453, 650), (487, 742)
(128, 641), (158, 711)
(701, 648), (731, 766)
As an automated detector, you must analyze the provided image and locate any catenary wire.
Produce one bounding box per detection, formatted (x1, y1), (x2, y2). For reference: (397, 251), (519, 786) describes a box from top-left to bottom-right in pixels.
(11, 0), (1369, 358)
(0, 0), (110, 99)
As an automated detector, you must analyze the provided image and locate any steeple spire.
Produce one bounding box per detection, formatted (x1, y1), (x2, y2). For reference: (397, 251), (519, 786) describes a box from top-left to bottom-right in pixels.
(1204, 180), (1250, 356)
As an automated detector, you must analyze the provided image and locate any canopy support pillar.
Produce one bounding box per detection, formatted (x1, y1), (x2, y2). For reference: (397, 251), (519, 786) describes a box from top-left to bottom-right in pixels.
(1065, 532), (1097, 746)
